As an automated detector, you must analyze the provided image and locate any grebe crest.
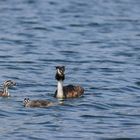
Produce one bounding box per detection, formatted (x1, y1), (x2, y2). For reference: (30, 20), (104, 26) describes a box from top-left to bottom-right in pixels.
(54, 66), (84, 99)
(0, 80), (16, 97)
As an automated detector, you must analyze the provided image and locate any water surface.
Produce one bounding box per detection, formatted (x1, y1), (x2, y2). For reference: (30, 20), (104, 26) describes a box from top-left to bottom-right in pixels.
(0, 0), (140, 139)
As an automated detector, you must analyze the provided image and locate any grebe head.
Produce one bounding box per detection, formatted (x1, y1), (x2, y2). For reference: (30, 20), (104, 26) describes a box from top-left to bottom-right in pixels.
(55, 66), (65, 81)
(3, 80), (16, 88)
(24, 98), (30, 105)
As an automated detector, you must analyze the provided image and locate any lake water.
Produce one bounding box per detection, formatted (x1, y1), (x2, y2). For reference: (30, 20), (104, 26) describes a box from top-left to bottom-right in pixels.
(0, 0), (140, 139)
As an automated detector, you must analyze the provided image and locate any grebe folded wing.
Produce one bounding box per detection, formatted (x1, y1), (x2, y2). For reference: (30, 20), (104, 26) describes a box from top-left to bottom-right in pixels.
(63, 85), (84, 98)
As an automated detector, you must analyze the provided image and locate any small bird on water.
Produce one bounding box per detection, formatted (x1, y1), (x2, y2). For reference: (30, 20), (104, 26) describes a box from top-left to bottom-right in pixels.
(0, 80), (16, 97)
(23, 98), (54, 108)
(54, 66), (84, 99)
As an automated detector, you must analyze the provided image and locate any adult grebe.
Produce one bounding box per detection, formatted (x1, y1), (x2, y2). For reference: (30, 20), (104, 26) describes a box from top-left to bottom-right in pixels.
(23, 98), (54, 108)
(0, 80), (16, 97)
(54, 66), (84, 99)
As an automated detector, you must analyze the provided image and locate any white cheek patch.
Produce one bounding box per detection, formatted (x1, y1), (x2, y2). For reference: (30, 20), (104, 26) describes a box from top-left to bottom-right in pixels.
(57, 69), (62, 75)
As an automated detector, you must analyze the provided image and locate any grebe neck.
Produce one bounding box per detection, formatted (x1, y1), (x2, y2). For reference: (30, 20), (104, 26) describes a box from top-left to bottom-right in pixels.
(57, 80), (64, 98)
(3, 86), (9, 96)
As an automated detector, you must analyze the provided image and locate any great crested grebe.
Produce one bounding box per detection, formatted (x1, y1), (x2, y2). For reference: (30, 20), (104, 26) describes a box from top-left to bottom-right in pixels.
(0, 80), (16, 97)
(23, 98), (54, 108)
(54, 66), (84, 99)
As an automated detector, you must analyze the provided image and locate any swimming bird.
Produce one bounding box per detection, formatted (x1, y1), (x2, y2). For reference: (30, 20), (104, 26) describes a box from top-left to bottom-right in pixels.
(0, 80), (16, 97)
(23, 98), (54, 108)
(54, 66), (84, 99)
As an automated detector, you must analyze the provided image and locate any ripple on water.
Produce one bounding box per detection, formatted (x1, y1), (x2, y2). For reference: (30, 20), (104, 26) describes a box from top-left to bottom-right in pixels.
(0, 0), (140, 139)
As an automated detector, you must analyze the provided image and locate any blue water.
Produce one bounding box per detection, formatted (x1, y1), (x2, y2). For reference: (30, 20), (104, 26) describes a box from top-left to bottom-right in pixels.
(0, 0), (140, 139)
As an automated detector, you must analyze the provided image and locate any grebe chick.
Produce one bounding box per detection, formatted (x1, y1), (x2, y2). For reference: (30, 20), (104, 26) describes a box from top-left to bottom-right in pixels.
(0, 80), (16, 97)
(54, 66), (84, 99)
(24, 98), (54, 108)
